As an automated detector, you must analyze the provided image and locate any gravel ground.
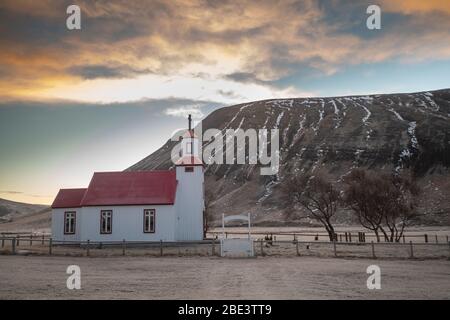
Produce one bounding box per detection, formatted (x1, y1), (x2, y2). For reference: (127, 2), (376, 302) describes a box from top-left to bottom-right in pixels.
(0, 255), (449, 299)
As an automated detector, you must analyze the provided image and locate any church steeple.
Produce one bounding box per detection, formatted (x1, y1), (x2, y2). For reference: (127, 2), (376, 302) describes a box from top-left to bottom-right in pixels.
(175, 114), (203, 166)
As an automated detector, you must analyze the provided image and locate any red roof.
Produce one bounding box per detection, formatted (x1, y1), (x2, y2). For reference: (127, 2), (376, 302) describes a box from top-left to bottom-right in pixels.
(52, 188), (87, 209)
(81, 171), (177, 206)
(175, 156), (204, 166)
(52, 171), (177, 208)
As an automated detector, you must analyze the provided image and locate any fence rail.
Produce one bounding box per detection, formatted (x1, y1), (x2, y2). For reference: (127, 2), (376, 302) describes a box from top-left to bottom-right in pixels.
(209, 231), (450, 244)
(1, 235), (449, 260)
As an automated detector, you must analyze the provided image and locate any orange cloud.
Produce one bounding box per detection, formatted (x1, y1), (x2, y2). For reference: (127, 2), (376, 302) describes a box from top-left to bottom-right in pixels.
(380, 0), (450, 14)
(0, 0), (449, 101)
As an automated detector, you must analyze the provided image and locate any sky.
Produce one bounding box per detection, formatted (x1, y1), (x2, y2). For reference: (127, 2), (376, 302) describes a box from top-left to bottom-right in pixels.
(0, 0), (449, 204)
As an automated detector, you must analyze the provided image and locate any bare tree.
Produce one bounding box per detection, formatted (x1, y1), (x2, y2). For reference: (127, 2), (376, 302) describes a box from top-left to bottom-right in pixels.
(284, 172), (341, 241)
(382, 173), (420, 242)
(203, 189), (215, 238)
(344, 169), (420, 242)
(343, 169), (384, 242)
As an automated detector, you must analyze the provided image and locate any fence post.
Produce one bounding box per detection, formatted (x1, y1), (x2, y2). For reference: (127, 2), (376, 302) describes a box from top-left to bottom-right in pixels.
(446, 235), (449, 243)
(12, 237), (16, 255)
(409, 241), (414, 259)
(212, 238), (216, 256)
(295, 240), (299, 256)
(333, 239), (337, 257)
(122, 239), (126, 256)
(260, 239), (265, 256)
(1, 237), (4, 248)
(42, 234), (45, 245)
(424, 234), (428, 243)
(86, 240), (90, 256)
(402, 235), (405, 243)
(349, 233), (352, 242)
(17, 235), (20, 246)
(48, 238), (53, 255)
(435, 235), (438, 244)
(371, 241), (376, 259)
(160, 240), (163, 256)
(30, 234), (33, 246)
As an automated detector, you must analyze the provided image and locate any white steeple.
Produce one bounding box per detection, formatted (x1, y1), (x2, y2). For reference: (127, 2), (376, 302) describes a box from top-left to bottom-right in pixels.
(179, 114), (201, 162)
(174, 114), (205, 240)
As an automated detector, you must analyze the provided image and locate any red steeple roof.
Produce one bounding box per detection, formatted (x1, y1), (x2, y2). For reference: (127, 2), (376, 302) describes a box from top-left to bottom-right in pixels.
(175, 156), (203, 166)
(182, 129), (198, 138)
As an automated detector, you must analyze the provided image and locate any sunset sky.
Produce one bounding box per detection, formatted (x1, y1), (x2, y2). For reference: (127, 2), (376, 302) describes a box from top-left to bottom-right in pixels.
(1, 0), (450, 204)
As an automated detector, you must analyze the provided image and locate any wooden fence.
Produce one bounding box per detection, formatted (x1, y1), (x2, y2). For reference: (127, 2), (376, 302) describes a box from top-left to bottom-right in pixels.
(210, 231), (450, 244)
(1, 234), (449, 260)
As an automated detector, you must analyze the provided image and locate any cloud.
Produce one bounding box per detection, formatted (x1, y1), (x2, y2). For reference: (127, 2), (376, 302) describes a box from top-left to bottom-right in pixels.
(165, 106), (204, 119)
(163, 99), (224, 119)
(0, 0), (449, 101)
(0, 191), (23, 195)
(0, 190), (50, 198)
(67, 64), (153, 80)
(223, 72), (270, 86)
(380, 0), (450, 15)
(216, 89), (244, 99)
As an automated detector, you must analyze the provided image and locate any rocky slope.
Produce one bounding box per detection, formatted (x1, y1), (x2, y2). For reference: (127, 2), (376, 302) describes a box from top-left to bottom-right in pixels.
(128, 89), (450, 226)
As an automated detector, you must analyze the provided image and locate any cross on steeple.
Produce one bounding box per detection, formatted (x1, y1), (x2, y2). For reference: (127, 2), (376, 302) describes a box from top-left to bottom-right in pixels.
(188, 114), (192, 131)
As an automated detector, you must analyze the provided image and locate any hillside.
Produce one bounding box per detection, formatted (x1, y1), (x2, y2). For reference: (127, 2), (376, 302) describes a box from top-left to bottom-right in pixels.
(128, 89), (450, 226)
(0, 198), (50, 232)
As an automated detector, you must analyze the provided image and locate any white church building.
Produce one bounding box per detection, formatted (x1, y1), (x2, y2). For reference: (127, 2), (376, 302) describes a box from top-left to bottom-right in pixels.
(51, 116), (205, 242)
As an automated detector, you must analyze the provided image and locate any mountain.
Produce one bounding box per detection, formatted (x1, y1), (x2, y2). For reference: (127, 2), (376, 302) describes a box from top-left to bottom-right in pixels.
(0, 198), (50, 231)
(128, 89), (450, 226)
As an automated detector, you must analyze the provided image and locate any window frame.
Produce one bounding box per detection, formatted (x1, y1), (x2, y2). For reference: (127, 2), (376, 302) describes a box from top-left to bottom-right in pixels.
(64, 211), (76, 235)
(100, 210), (113, 234)
(143, 209), (156, 233)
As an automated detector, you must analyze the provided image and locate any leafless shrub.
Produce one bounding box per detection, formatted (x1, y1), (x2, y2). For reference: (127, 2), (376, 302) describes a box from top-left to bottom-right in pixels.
(284, 172), (341, 241)
(343, 169), (420, 242)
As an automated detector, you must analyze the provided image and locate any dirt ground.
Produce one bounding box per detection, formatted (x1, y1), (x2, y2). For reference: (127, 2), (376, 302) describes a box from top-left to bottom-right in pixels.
(0, 255), (449, 299)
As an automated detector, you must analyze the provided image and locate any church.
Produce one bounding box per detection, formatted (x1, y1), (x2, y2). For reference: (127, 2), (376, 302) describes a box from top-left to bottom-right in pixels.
(51, 116), (205, 242)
